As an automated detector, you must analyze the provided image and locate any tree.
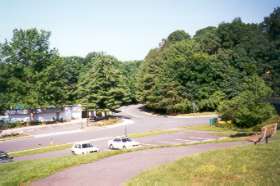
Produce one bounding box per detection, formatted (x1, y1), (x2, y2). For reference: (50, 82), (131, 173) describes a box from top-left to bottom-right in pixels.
(0, 29), (68, 123)
(0, 29), (58, 109)
(262, 7), (280, 41)
(121, 60), (142, 103)
(262, 7), (280, 95)
(194, 26), (221, 54)
(76, 55), (130, 111)
(164, 30), (191, 47)
(218, 88), (275, 128)
(61, 56), (85, 104)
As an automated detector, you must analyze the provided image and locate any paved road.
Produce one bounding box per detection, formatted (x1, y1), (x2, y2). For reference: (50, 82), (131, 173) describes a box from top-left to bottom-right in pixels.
(15, 131), (221, 161)
(32, 141), (246, 186)
(0, 105), (215, 152)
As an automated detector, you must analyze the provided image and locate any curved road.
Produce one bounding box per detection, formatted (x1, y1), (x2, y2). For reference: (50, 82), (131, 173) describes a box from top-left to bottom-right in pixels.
(0, 105), (215, 152)
(32, 141), (246, 186)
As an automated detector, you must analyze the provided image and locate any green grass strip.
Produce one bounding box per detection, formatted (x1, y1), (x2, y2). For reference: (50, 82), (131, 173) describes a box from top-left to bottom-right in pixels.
(8, 144), (72, 157)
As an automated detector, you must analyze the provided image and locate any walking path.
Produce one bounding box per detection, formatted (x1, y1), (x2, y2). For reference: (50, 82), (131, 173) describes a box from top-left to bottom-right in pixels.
(32, 141), (247, 186)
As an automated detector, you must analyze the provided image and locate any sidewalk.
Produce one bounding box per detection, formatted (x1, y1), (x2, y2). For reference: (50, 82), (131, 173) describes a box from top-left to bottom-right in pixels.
(1, 119), (86, 137)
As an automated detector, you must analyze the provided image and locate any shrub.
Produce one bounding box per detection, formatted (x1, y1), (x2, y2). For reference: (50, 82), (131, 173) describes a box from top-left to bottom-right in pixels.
(218, 91), (276, 128)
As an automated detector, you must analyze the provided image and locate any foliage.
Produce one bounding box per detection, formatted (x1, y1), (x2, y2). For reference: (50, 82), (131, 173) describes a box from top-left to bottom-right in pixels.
(121, 60), (142, 103)
(136, 10), (279, 127)
(194, 26), (221, 54)
(0, 29), (60, 110)
(76, 54), (130, 111)
(218, 83), (276, 128)
(164, 30), (190, 46)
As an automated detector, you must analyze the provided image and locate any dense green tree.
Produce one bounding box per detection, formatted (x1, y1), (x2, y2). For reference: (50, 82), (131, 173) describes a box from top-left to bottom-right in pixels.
(218, 81), (276, 128)
(121, 60), (142, 103)
(167, 30), (190, 43)
(76, 55), (130, 111)
(61, 56), (85, 103)
(0, 29), (58, 109)
(262, 7), (280, 41)
(262, 7), (280, 95)
(137, 22), (276, 127)
(194, 26), (221, 54)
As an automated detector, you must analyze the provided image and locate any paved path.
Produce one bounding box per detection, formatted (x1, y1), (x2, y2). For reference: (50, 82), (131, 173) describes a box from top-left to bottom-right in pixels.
(32, 141), (247, 186)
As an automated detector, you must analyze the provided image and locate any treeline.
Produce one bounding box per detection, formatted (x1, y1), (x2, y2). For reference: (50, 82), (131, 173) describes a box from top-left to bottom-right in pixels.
(136, 7), (280, 127)
(0, 7), (279, 127)
(0, 29), (141, 113)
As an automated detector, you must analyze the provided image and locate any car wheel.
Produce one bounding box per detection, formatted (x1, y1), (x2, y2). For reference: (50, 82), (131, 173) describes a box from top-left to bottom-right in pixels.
(109, 144), (113, 149)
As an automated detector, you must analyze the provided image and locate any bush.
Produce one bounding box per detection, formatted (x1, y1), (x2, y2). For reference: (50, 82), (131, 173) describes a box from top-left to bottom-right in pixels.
(218, 91), (276, 128)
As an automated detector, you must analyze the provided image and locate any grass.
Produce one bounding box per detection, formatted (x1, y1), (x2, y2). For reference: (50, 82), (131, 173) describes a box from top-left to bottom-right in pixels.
(8, 144), (72, 157)
(0, 150), (125, 186)
(128, 128), (180, 138)
(176, 112), (218, 117)
(126, 132), (280, 186)
(183, 124), (236, 132)
(183, 124), (255, 137)
(93, 117), (120, 127)
(0, 133), (30, 142)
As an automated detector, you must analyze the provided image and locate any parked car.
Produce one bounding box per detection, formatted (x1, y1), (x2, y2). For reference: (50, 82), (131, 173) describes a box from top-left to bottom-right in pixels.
(0, 151), (13, 163)
(108, 136), (140, 149)
(71, 141), (99, 155)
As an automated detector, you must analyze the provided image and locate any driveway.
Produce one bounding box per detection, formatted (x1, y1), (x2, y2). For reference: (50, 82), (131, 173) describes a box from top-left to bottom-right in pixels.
(32, 141), (246, 186)
(0, 105), (215, 152)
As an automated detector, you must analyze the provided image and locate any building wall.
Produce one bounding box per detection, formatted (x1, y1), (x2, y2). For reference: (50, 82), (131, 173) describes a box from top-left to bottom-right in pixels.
(6, 105), (82, 123)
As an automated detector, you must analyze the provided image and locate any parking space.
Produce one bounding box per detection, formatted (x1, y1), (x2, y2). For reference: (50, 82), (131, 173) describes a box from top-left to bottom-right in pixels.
(137, 131), (221, 146)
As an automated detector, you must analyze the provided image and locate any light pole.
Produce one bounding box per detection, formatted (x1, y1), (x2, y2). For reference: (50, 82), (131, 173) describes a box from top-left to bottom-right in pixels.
(124, 123), (127, 137)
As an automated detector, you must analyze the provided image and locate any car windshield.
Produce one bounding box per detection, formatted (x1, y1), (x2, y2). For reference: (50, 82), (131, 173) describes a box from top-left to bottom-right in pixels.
(122, 138), (132, 142)
(114, 138), (121, 142)
(82, 143), (94, 148)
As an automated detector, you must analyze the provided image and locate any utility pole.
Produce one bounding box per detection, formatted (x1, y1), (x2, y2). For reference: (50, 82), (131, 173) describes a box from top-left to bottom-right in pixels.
(124, 123), (127, 137)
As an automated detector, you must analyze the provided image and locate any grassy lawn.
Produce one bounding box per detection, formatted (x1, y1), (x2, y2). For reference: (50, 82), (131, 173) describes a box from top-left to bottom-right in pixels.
(183, 124), (236, 132)
(0, 150), (125, 186)
(183, 124), (255, 138)
(8, 144), (72, 157)
(176, 112), (218, 117)
(93, 117), (120, 127)
(127, 132), (280, 186)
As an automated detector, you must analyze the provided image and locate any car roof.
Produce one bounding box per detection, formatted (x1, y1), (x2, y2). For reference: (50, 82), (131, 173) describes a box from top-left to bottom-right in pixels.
(113, 136), (130, 139)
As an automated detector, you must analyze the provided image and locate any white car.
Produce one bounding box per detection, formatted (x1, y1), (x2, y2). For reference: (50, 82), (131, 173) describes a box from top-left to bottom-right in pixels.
(71, 141), (99, 155)
(108, 137), (140, 149)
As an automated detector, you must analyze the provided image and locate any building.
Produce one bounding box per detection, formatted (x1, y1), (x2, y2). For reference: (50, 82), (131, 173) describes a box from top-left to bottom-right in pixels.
(5, 105), (82, 123)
